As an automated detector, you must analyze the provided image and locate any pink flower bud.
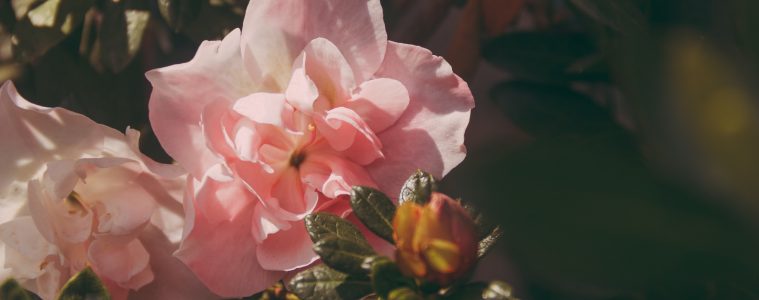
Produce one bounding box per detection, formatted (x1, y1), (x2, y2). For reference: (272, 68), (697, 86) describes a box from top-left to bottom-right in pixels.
(393, 192), (478, 286)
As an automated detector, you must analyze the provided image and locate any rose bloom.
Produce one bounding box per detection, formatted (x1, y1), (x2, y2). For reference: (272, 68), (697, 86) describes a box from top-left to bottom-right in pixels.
(147, 0), (474, 296)
(0, 82), (215, 300)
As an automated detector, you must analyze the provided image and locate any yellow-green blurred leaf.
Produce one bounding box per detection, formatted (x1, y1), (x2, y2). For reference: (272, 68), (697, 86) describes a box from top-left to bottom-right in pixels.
(57, 267), (110, 300)
(12, 0), (95, 61)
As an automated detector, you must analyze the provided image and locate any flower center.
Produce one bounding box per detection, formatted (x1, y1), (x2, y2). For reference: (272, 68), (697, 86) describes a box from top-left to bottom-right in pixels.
(289, 150), (306, 169)
(65, 191), (87, 216)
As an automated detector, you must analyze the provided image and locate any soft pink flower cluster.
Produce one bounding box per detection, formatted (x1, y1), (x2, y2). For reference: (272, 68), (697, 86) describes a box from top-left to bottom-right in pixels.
(0, 82), (215, 300)
(0, 0), (473, 298)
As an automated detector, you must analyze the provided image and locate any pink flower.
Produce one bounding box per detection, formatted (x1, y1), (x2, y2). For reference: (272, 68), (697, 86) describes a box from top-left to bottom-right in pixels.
(0, 82), (216, 300)
(147, 0), (474, 297)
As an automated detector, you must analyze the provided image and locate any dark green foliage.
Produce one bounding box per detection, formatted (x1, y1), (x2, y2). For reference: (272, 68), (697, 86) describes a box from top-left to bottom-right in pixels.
(0, 279), (39, 300)
(306, 213), (376, 274)
(398, 170), (437, 205)
(57, 267), (110, 300)
(12, 0), (95, 61)
(363, 256), (416, 299)
(157, 0), (201, 32)
(287, 265), (372, 300)
(350, 186), (396, 244)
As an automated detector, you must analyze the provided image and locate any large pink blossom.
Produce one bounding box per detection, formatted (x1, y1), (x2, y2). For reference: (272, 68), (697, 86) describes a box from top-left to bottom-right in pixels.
(147, 0), (474, 297)
(0, 82), (216, 300)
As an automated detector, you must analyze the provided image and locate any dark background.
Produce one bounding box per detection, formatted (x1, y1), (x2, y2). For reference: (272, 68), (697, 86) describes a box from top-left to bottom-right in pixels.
(3, 0), (759, 299)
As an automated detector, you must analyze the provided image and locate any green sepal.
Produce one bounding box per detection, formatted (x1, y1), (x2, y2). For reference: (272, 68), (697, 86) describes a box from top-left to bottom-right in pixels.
(399, 170), (437, 205)
(363, 256), (416, 299)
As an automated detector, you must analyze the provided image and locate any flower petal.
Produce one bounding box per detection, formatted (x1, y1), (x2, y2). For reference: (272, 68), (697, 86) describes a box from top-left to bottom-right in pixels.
(345, 78), (410, 133)
(88, 237), (152, 290)
(232, 93), (289, 126)
(175, 196), (282, 297)
(0, 82), (129, 223)
(128, 225), (218, 300)
(241, 0), (387, 88)
(0, 217), (56, 280)
(369, 42), (474, 194)
(286, 38), (356, 113)
(147, 29), (254, 178)
(192, 164), (255, 225)
(256, 221), (318, 271)
(74, 165), (157, 236)
(300, 151), (377, 198)
(313, 107), (384, 165)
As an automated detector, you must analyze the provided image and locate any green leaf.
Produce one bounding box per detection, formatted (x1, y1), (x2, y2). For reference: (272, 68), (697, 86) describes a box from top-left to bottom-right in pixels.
(287, 265), (372, 300)
(444, 281), (517, 300)
(489, 81), (615, 138)
(12, 0), (95, 61)
(306, 212), (375, 274)
(482, 32), (596, 83)
(569, 0), (648, 33)
(364, 256), (416, 299)
(314, 235), (376, 275)
(305, 212), (367, 244)
(57, 267), (110, 300)
(91, 0), (150, 73)
(350, 186), (396, 244)
(10, 0), (41, 20)
(388, 287), (423, 300)
(157, 0), (201, 32)
(399, 170), (437, 205)
(1, 278), (37, 300)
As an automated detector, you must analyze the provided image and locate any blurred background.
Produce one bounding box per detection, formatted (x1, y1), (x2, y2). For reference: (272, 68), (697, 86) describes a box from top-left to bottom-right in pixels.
(3, 0), (759, 299)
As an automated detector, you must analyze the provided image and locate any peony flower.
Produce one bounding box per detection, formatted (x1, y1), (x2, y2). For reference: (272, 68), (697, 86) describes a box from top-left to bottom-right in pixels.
(0, 82), (216, 300)
(393, 192), (478, 286)
(146, 0), (474, 296)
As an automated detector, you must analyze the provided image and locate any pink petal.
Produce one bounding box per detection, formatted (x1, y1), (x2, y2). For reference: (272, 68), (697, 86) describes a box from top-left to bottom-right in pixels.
(300, 152), (377, 198)
(269, 167), (315, 216)
(192, 164), (255, 225)
(232, 120), (294, 165)
(345, 78), (410, 133)
(256, 221), (318, 271)
(200, 100), (238, 161)
(241, 0), (387, 88)
(175, 197), (282, 297)
(0, 82), (129, 222)
(284, 68), (320, 114)
(250, 203), (291, 243)
(74, 165), (157, 236)
(128, 225), (217, 300)
(368, 42), (474, 194)
(313, 107), (384, 165)
(124, 129), (186, 179)
(0, 217), (56, 280)
(88, 237), (152, 289)
(147, 29), (252, 178)
(28, 176), (92, 245)
(232, 93), (289, 126)
(286, 38), (356, 113)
